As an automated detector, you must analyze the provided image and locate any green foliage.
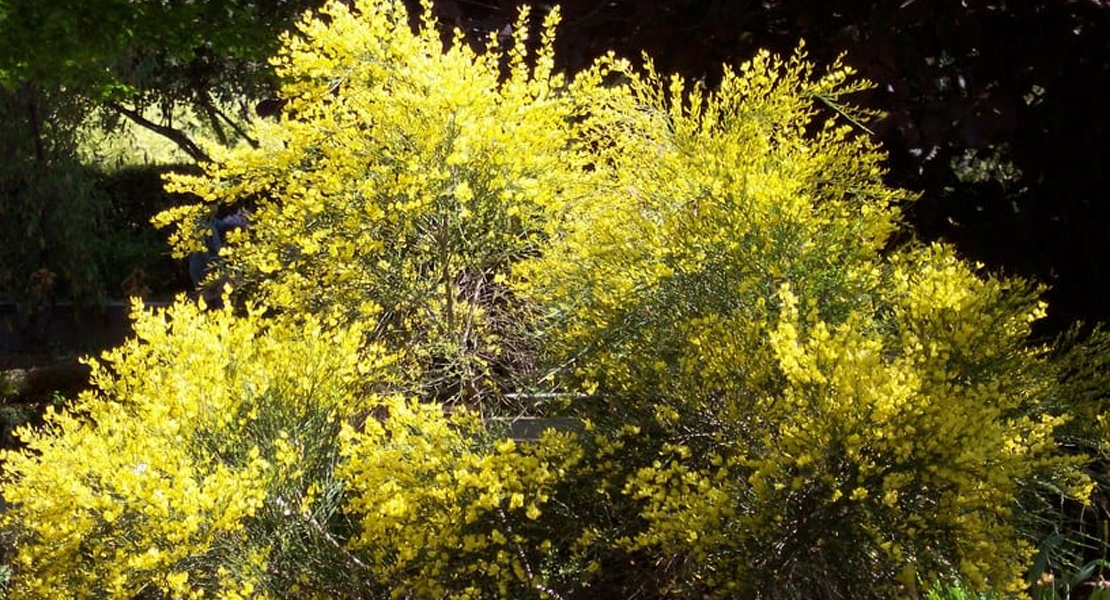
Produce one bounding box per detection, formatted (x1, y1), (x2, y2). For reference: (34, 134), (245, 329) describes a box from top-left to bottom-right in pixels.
(0, 0), (309, 100)
(93, 163), (203, 297)
(1006, 327), (1110, 598)
(1025, 532), (1110, 600)
(0, 85), (110, 305)
(0, 0), (319, 166)
(0, 89), (186, 305)
(2, 1), (1105, 599)
(926, 582), (1002, 600)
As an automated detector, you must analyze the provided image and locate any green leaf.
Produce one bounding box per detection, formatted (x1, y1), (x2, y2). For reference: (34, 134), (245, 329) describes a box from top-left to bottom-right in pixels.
(1029, 532), (1065, 586)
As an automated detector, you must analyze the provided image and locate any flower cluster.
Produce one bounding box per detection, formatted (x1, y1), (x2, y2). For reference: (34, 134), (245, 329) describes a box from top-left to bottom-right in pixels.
(338, 399), (586, 598)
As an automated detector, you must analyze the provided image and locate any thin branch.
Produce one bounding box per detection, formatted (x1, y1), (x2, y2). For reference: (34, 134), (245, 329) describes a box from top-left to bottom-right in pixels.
(197, 93), (260, 149)
(214, 104), (259, 149)
(278, 494), (373, 576)
(498, 509), (569, 600)
(105, 101), (212, 163)
(814, 94), (875, 136)
(24, 83), (45, 165)
(199, 98), (229, 147)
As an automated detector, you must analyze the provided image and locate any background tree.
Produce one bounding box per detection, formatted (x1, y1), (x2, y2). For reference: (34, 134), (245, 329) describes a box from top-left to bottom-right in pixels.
(0, 0), (324, 159)
(0, 0), (319, 305)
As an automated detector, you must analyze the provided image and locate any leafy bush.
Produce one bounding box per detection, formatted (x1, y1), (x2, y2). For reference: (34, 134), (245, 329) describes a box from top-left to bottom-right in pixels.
(3, 0), (1103, 598)
(0, 86), (189, 306)
(93, 163), (203, 297)
(0, 84), (111, 306)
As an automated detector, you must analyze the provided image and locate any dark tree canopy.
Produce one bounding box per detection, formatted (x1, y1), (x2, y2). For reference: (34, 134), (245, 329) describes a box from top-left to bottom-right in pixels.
(0, 0), (323, 305)
(0, 0), (323, 160)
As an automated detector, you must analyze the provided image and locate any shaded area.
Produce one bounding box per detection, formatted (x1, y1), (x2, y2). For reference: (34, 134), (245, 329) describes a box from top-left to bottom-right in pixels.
(0, 301), (161, 448)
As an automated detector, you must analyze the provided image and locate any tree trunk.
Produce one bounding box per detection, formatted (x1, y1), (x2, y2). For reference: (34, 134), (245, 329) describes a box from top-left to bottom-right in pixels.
(0, 360), (92, 404)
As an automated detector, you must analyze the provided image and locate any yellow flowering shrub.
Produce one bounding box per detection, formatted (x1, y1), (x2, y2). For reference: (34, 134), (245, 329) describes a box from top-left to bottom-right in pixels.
(337, 398), (590, 599)
(0, 298), (389, 599)
(3, 1), (1102, 599)
(516, 45), (903, 405)
(619, 254), (1090, 597)
(0, 297), (595, 599)
(516, 48), (1094, 597)
(156, 0), (599, 405)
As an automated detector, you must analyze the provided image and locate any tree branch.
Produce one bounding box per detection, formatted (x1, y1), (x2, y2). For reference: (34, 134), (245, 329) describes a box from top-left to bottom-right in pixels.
(199, 97), (230, 147)
(105, 101), (212, 163)
(211, 101), (259, 149)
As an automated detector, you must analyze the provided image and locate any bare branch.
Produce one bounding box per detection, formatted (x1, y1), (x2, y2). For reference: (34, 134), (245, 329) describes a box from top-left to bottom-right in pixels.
(105, 101), (212, 163)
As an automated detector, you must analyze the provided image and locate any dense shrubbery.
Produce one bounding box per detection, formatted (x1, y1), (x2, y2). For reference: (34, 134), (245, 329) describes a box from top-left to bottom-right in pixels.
(0, 86), (113, 306)
(155, 0), (585, 407)
(3, 0), (1107, 598)
(0, 91), (190, 306)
